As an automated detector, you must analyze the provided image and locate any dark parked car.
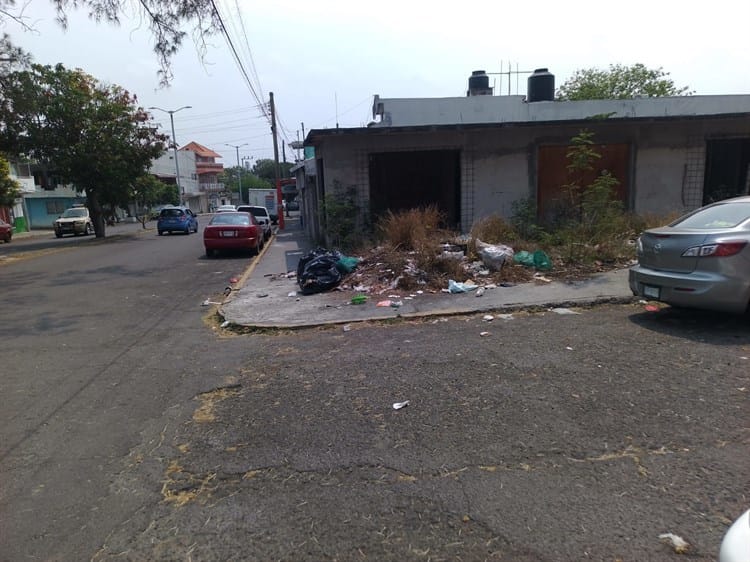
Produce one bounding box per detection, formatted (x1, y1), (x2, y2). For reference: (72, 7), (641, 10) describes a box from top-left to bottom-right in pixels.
(287, 200), (299, 212)
(0, 218), (12, 243)
(629, 195), (750, 313)
(157, 206), (198, 235)
(54, 206), (94, 237)
(204, 211), (263, 257)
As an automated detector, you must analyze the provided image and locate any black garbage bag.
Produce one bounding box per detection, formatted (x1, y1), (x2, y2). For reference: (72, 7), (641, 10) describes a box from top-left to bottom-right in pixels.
(297, 248), (343, 294)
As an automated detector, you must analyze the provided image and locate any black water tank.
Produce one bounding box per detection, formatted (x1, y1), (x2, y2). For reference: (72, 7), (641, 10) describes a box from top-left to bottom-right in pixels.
(467, 70), (491, 96)
(527, 68), (555, 102)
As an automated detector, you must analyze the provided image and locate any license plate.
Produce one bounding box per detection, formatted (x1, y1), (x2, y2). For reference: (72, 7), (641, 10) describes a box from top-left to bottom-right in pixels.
(221, 231), (236, 237)
(643, 285), (660, 299)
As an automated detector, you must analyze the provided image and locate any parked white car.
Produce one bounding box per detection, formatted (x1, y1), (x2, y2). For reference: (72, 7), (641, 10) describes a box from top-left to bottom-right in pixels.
(215, 204), (237, 213)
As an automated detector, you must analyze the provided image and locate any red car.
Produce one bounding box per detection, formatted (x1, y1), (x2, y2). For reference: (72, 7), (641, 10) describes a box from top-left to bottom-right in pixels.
(0, 218), (12, 243)
(204, 211), (263, 257)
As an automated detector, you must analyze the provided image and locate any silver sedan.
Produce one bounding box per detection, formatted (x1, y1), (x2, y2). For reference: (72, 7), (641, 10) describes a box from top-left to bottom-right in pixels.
(629, 196), (750, 313)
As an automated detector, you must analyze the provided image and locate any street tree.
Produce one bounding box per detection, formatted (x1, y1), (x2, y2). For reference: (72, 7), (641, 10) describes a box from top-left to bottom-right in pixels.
(131, 174), (177, 227)
(0, 153), (20, 207)
(220, 166), (271, 202)
(557, 63), (692, 101)
(252, 158), (294, 184)
(0, 0), (220, 85)
(0, 63), (167, 236)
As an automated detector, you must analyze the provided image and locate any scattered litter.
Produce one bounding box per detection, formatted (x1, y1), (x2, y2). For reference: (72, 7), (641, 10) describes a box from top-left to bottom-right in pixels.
(551, 307), (581, 315)
(229, 277), (239, 283)
(220, 320), (230, 328)
(480, 331), (491, 337)
(342, 324), (351, 332)
(223, 286), (232, 296)
(286, 271), (296, 279)
(448, 279), (478, 293)
(533, 274), (552, 283)
(416, 290), (424, 294)
(740, 356), (749, 360)
(658, 533), (690, 554)
(497, 314), (514, 320)
(404, 296), (413, 300)
(475, 287), (486, 297)
(391, 301), (403, 308)
(287, 291), (297, 297)
(388, 294), (400, 299)
(392, 400), (410, 410)
(376, 300), (392, 307)
(256, 293), (268, 298)
(565, 346), (574, 350)
(475, 239), (514, 271)
(202, 299), (221, 306)
(483, 315), (494, 322)
(638, 299), (648, 304)
(499, 282), (514, 288)
(644, 304), (660, 312)
(351, 295), (367, 305)
(441, 243), (465, 259)
(353, 284), (370, 292)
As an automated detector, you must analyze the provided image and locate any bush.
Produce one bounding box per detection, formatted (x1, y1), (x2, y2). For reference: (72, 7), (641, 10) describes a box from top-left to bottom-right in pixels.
(376, 205), (444, 251)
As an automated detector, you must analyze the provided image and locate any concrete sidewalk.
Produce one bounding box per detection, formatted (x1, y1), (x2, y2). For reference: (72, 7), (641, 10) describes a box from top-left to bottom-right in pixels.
(220, 217), (635, 329)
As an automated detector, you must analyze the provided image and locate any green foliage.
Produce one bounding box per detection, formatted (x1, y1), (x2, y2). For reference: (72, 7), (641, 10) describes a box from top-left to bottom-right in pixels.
(220, 166), (271, 203)
(547, 130), (629, 261)
(2, 1), (219, 86)
(320, 184), (362, 250)
(0, 153), (20, 207)
(510, 198), (545, 241)
(252, 158), (294, 184)
(0, 63), (167, 236)
(557, 63), (692, 101)
(131, 174), (176, 226)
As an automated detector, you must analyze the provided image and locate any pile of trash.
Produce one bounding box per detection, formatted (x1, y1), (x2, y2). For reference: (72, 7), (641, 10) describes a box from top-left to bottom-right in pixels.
(297, 248), (360, 295)
(295, 240), (553, 296)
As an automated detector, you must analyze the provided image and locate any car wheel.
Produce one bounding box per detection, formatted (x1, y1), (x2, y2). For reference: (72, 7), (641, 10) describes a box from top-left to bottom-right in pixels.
(185, 226), (191, 235)
(84, 223), (92, 235)
(158, 230), (164, 236)
(55, 232), (62, 238)
(205, 248), (214, 258)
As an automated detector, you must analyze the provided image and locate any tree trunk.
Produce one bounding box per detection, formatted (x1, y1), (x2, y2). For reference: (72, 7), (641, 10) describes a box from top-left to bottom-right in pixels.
(86, 188), (106, 238)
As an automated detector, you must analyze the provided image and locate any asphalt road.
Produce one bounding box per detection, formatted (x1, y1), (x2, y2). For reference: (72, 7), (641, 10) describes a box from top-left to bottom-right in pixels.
(1, 228), (748, 561)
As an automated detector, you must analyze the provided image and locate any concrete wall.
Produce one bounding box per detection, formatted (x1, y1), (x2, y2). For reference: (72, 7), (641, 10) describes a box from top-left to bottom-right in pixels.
(312, 116), (750, 234)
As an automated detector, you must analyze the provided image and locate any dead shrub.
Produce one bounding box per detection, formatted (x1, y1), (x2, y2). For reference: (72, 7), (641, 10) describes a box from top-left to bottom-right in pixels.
(376, 206), (444, 251)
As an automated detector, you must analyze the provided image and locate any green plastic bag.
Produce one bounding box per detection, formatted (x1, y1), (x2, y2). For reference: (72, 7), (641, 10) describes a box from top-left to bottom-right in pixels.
(513, 251), (534, 266)
(336, 255), (360, 274)
(532, 250), (552, 271)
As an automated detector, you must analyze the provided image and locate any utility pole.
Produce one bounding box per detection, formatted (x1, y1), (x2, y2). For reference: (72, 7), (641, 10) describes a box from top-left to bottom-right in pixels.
(269, 92), (284, 230)
(226, 143), (248, 204)
(149, 106), (192, 205)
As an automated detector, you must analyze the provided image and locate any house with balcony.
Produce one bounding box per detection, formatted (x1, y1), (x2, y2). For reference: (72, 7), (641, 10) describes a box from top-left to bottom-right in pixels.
(180, 141), (227, 211)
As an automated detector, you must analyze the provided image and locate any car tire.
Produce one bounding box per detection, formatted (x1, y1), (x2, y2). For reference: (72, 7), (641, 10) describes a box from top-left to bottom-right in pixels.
(185, 227), (190, 235)
(84, 224), (92, 235)
(206, 248), (214, 258)
(55, 232), (62, 238)
(158, 230), (164, 236)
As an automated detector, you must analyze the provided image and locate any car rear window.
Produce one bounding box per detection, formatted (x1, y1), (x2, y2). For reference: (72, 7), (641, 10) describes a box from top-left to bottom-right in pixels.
(161, 209), (184, 217)
(672, 202), (750, 229)
(210, 213), (251, 226)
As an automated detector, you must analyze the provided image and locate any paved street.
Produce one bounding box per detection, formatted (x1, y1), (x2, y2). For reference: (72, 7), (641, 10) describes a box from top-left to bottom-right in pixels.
(1, 229), (748, 561)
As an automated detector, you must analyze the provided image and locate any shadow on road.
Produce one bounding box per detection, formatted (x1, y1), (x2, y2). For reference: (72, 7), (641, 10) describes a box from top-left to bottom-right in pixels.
(628, 305), (750, 345)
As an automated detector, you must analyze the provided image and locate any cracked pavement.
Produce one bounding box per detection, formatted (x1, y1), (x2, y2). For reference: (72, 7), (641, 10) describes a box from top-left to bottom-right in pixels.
(92, 303), (748, 561)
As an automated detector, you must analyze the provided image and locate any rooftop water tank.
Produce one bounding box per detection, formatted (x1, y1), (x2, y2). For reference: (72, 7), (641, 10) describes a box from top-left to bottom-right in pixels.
(467, 70), (492, 96)
(527, 68), (555, 102)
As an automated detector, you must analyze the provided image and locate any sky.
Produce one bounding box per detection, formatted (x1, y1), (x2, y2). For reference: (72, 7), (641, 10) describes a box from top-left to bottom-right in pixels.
(5, 0), (750, 167)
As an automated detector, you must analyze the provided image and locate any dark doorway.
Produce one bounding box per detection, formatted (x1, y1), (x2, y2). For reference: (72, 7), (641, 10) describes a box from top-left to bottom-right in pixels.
(537, 143), (630, 222)
(703, 138), (750, 204)
(368, 150), (461, 227)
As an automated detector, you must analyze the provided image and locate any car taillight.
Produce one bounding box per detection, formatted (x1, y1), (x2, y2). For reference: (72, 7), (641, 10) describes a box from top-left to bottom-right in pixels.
(682, 241), (747, 257)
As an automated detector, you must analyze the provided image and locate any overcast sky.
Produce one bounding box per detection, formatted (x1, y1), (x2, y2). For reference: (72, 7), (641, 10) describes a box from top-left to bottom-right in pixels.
(6, 0), (750, 166)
